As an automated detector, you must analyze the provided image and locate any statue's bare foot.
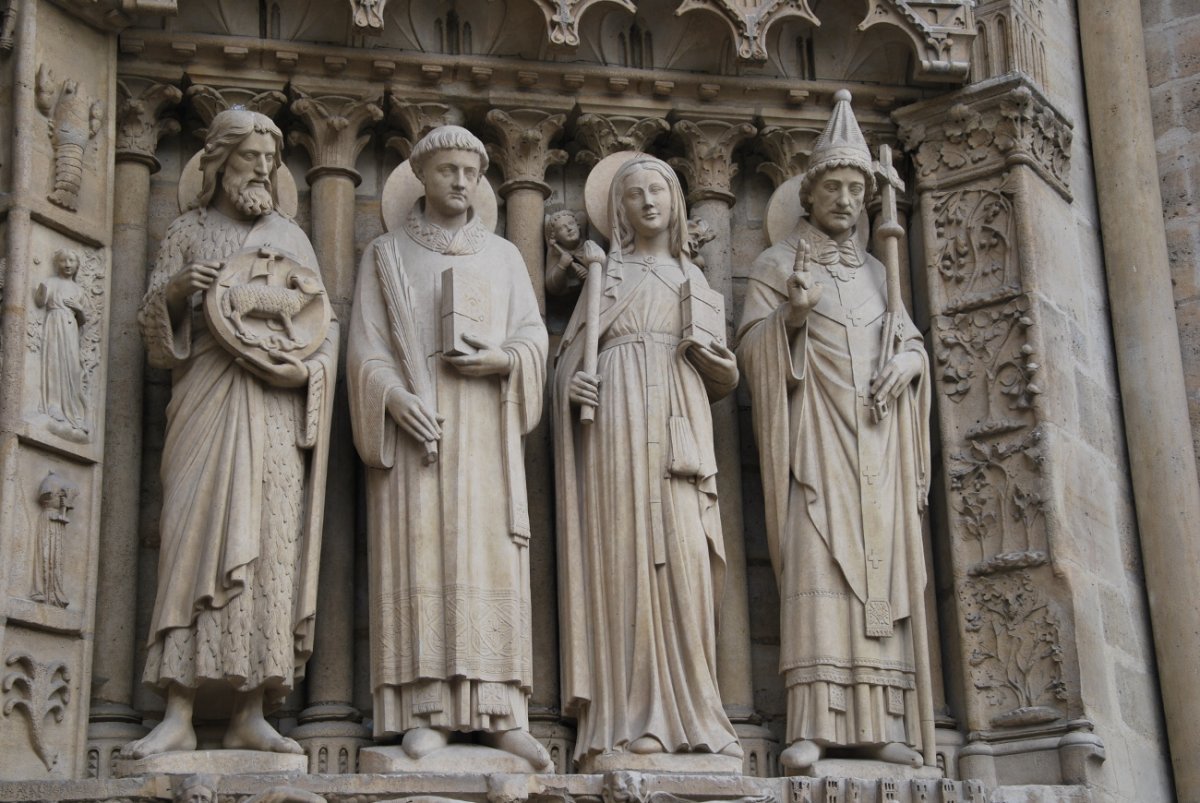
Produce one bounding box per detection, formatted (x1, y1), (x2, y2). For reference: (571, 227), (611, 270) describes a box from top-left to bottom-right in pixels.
(628, 735), (666, 754)
(119, 717), (196, 759)
(223, 712), (303, 754)
(485, 729), (553, 770)
(402, 727), (449, 759)
(780, 739), (823, 772)
(867, 742), (922, 768)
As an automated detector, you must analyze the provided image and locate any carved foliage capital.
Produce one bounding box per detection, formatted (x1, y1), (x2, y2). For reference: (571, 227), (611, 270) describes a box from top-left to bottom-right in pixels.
(289, 89), (384, 183)
(115, 79), (182, 170)
(896, 76), (1073, 198)
(485, 109), (568, 197)
(669, 118), (756, 205)
(575, 114), (669, 166)
(756, 125), (823, 188)
(186, 85), (289, 140)
(385, 97), (465, 160)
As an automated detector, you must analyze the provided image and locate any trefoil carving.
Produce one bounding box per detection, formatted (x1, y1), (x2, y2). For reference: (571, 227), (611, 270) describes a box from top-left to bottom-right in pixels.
(674, 0), (818, 62)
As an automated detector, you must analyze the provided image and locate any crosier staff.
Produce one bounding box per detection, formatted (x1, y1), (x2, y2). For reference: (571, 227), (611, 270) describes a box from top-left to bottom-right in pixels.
(871, 143), (907, 423)
(578, 239), (607, 424)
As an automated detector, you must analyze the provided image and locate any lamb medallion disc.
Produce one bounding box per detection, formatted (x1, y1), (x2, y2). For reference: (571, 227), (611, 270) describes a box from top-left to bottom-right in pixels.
(204, 247), (331, 365)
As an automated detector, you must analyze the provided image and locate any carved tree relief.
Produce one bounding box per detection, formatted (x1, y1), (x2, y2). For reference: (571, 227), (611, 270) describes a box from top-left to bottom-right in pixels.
(2, 653), (71, 771)
(34, 66), (103, 212)
(926, 174), (1018, 307)
(960, 570), (1066, 728)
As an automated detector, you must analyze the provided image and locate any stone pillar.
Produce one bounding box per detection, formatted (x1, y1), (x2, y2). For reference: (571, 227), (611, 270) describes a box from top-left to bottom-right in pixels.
(287, 88), (382, 773)
(85, 76), (181, 778)
(669, 117), (773, 775)
(483, 106), (570, 767)
(896, 75), (1117, 789)
(1079, 2), (1200, 799)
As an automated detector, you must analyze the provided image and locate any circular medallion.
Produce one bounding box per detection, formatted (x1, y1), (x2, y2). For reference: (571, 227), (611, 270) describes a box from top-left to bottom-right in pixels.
(381, 159), (498, 233)
(204, 249), (332, 366)
(177, 151), (299, 218)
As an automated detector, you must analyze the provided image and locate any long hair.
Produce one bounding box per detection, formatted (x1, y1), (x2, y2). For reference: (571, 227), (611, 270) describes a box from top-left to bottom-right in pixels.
(607, 156), (690, 260)
(188, 109), (284, 211)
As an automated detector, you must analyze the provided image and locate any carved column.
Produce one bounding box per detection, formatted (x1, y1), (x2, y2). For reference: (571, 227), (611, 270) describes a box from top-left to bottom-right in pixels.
(896, 76), (1114, 789)
(669, 117), (773, 774)
(86, 76), (181, 778)
(287, 88), (382, 772)
(484, 106), (569, 768)
(1079, 1), (1200, 798)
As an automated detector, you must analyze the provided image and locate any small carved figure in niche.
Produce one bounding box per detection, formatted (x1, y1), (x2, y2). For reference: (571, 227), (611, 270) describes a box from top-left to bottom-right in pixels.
(348, 126), (550, 769)
(544, 209), (604, 296)
(736, 90), (934, 772)
(122, 109), (338, 760)
(554, 155), (742, 771)
(686, 218), (716, 270)
(30, 470), (77, 608)
(35, 66), (103, 212)
(34, 249), (89, 440)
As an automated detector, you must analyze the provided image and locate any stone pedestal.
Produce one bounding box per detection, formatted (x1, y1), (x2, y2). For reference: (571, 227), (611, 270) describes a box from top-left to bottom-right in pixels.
(792, 759), (943, 781)
(577, 752), (743, 775)
(359, 744), (547, 775)
(114, 749), (308, 778)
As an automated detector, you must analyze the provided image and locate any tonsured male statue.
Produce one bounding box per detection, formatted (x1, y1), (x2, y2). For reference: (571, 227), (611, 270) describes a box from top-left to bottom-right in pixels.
(737, 92), (933, 772)
(124, 109), (337, 758)
(348, 126), (550, 769)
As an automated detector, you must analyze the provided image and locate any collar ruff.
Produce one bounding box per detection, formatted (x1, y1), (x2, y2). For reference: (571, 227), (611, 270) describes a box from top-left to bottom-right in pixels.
(403, 202), (489, 256)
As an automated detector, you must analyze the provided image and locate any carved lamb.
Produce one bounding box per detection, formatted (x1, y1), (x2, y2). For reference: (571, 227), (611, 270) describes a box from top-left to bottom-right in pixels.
(221, 272), (325, 345)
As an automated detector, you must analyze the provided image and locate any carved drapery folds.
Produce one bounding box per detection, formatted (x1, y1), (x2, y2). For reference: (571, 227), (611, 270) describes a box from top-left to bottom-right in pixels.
(485, 109), (568, 198)
(895, 75), (1100, 778)
(669, 119), (756, 205)
(574, 114), (668, 166)
(115, 79), (182, 172)
(289, 90), (384, 184)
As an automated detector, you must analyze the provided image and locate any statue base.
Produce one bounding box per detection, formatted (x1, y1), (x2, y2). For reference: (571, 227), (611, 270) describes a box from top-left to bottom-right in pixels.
(789, 758), (943, 780)
(578, 751), (743, 775)
(359, 744), (546, 774)
(114, 749), (308, 778)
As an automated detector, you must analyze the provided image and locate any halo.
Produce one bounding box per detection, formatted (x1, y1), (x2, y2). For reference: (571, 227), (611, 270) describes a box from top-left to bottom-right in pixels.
(382, 160), (498, 233)
(765, 171), (869, 250)
(177, 150), (299, 218)
(583, 150), (642, 240)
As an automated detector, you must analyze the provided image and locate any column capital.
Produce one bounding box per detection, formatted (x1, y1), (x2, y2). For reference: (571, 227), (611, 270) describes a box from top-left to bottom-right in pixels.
(574, 113), (668, 166)
(894, 74), (1074, 199)
(185, 85), (288, 140)
(484, 108), (568, 199)
(115, 78), (182, 172)
(385, 95), (464, 160)
(289, 89), (384, 186)
(669, 118), (757, 206)
(755, 124), (823, 189)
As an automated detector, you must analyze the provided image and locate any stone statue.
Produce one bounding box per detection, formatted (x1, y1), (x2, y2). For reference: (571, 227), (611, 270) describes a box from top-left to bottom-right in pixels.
(347, 126), (550, 769)
(544, 209), (602, 296)
(35, 249), (89, 439)
(123, 109), (338, 759)
(554, 154), (742, 771)
(736, 91), (933, 772)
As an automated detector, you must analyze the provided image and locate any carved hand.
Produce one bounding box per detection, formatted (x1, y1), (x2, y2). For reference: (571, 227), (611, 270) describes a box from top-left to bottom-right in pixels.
(165, 260), (221, 309)
(386, 386), (444, 444)
(687, 341), (739, 387)
(568, 371), (600, 409)
(442, 334), (514, 377)
(870, 350), (923, 402)
(235, 351), (309, 389)
(785, 241), (822, 329)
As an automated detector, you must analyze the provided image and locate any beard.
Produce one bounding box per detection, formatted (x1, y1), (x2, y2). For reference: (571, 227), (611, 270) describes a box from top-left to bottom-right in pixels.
(222, 171), (274, 217)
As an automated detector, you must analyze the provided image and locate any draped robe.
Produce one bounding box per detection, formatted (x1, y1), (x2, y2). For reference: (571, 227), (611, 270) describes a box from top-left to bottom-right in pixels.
(736, 219), (931, 750)
(348, 205), (547, 738)
(139, 208), (337, 707)
(554, 254), (739, 762)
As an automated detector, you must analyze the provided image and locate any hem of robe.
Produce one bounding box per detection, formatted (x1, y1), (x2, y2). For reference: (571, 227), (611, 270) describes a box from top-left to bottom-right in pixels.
(785, 679), (921, 750)
(373, 678), (529, 737)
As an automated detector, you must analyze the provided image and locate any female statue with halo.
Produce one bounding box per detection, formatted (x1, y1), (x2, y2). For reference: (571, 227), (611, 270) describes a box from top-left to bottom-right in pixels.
(553, 153), (743, 773)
